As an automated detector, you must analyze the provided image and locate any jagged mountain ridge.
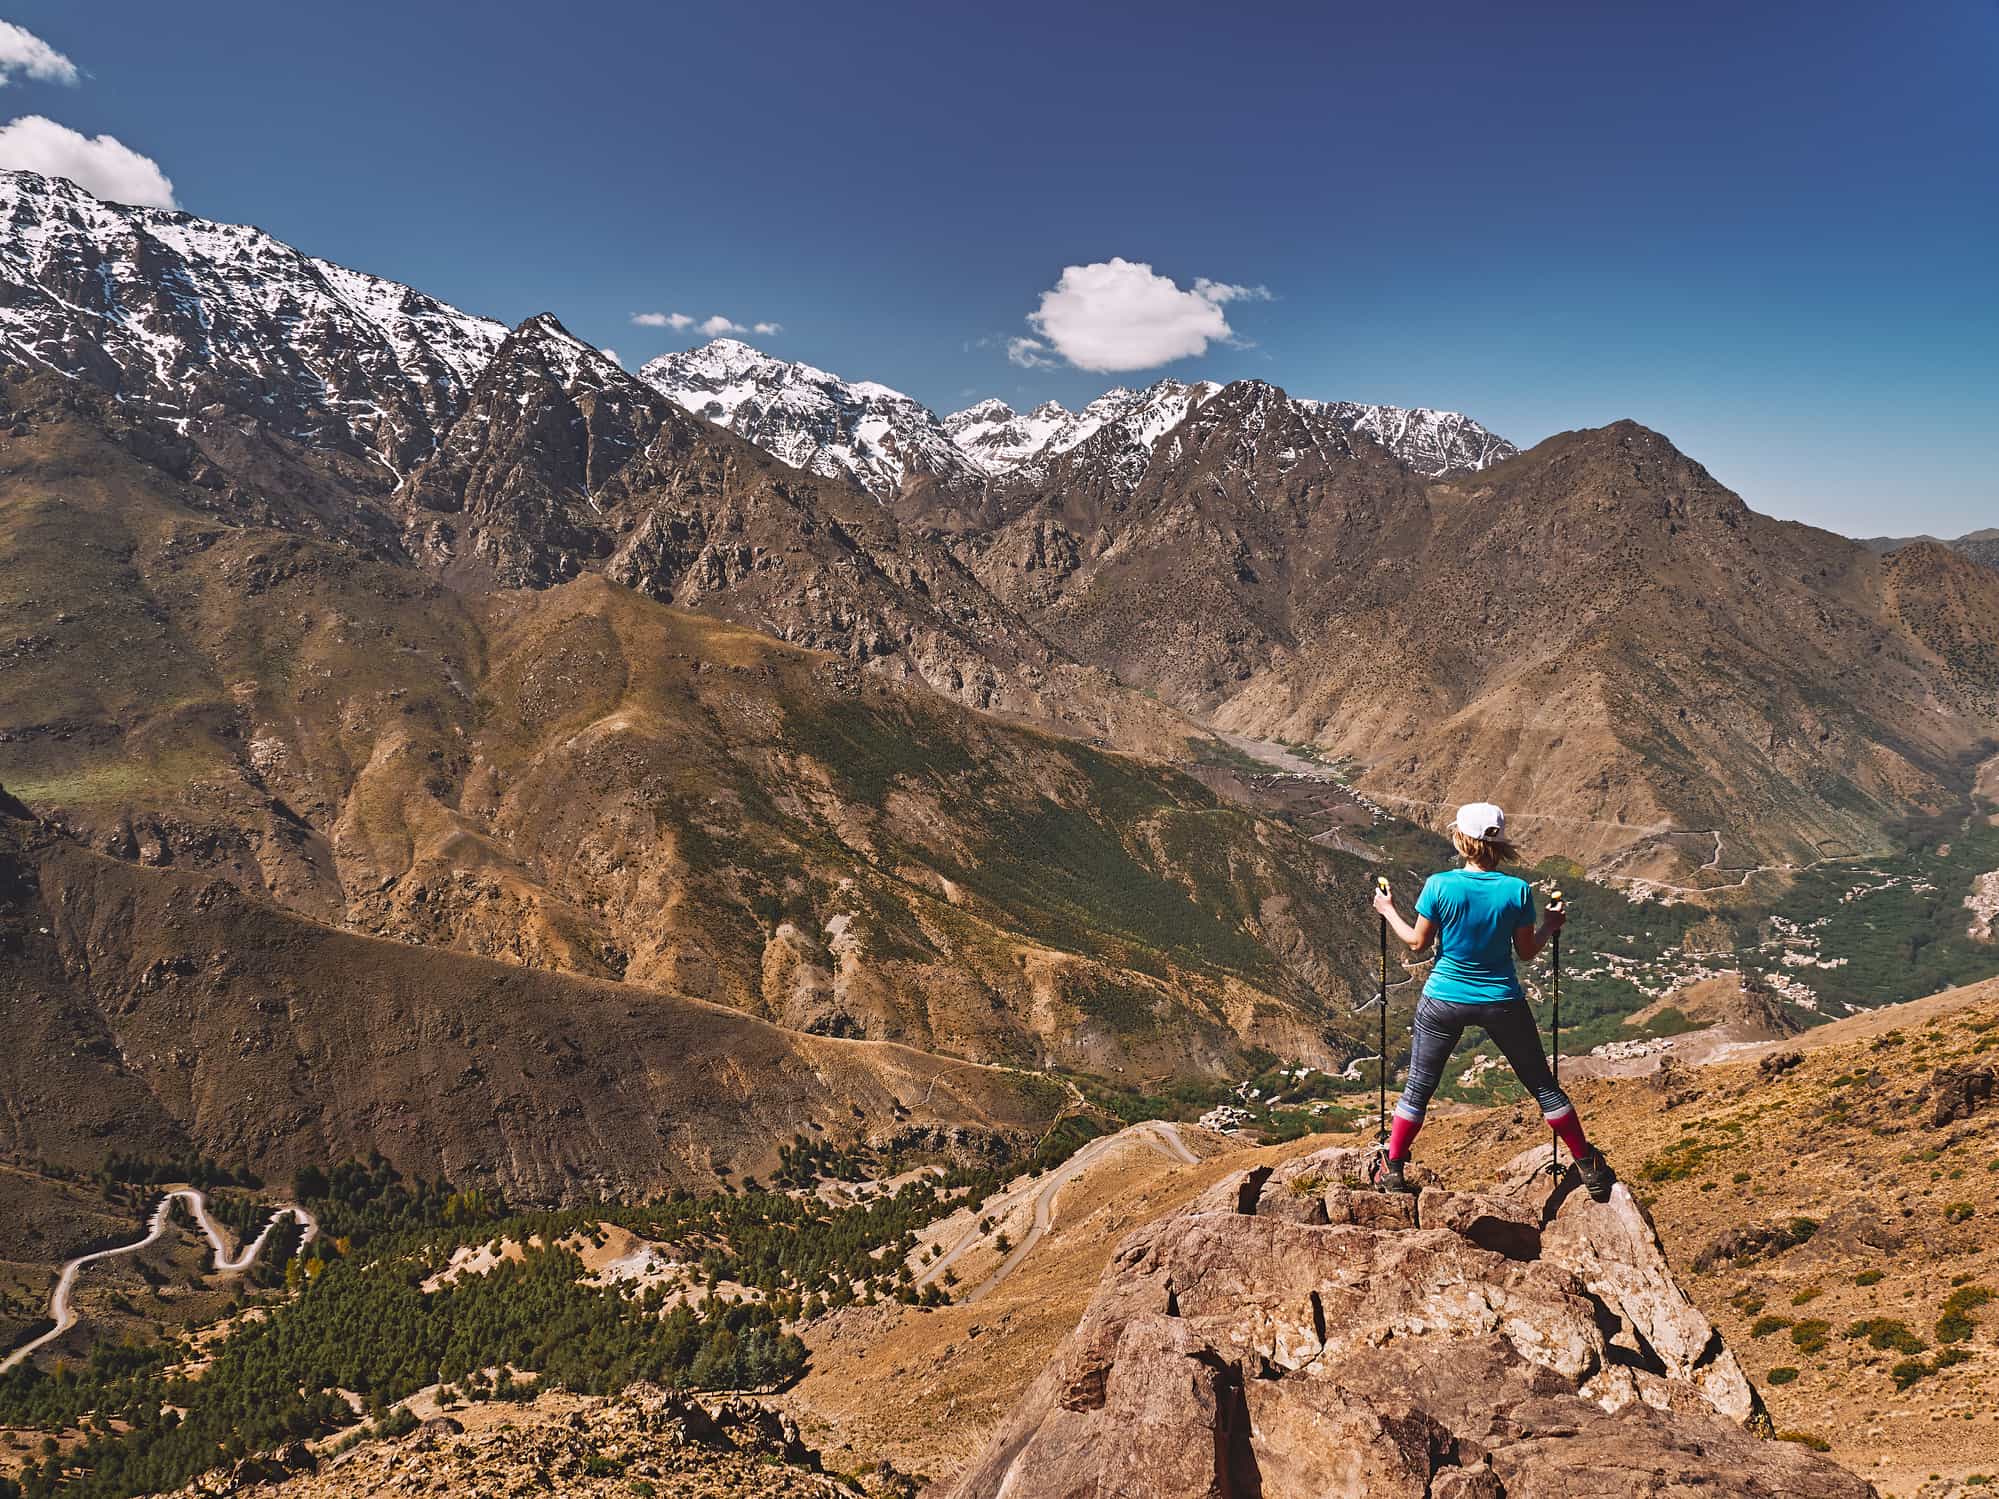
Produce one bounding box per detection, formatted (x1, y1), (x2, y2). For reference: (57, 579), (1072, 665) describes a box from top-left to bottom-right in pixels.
(1863, 527), (1999, 570)
(638, 337), (1515, 502)
(0, 172), (1188, 743)
(943, 380), (1221, 485)
(0, 168), (505, 481)
(1299, 396), (1519, 477)
(385, 316), (1195, 746)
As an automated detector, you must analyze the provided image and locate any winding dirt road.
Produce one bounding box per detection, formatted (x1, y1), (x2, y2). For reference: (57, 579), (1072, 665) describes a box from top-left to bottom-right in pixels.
(914, 1121), (1197, 1304)
(1, 1190), (316, 1373)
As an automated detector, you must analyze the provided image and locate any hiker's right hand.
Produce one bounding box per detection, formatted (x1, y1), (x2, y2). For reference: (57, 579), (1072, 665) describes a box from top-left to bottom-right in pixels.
(1543, 905), (1566, 933)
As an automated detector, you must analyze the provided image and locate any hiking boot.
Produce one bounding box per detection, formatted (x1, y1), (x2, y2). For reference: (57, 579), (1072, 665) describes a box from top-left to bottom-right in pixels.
(1375, 1156), (1418, 1195)
(1576, 1149), (1616, 1204)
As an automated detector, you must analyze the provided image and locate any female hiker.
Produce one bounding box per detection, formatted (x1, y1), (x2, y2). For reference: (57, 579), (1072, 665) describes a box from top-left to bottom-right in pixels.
(1369, 801), (1616, 1201)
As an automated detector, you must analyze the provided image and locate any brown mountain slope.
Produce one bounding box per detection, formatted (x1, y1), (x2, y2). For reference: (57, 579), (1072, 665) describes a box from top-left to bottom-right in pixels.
(0, 802), (1058, 1201)
(959, 381), (1425, 708)
(384, 316), (1195, 751)
(966, 398), (1999, 873)
(0, 370), (1381, 1081)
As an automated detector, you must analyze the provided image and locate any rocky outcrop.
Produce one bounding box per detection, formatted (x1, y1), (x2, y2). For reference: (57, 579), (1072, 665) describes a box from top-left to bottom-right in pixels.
(1928, 1062), (1996, 1127)
(197, 1385), (848, 1499)
(943, 1145), (1872, 1499)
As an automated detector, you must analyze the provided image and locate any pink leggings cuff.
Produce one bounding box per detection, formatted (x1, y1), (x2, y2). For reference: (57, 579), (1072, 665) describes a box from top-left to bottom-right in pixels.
(1545, 1108), (1590, 1158)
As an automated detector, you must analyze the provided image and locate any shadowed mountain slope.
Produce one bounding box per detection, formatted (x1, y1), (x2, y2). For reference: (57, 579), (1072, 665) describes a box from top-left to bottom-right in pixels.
(0, 370), (1380, 1084)
(0, 804), (1058, 1201)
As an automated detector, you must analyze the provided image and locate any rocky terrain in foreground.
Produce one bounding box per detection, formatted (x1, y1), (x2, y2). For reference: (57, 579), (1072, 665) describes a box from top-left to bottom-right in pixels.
(944, 1143), (1869, 1497)
(182, 1386), (901, 1499)
(776, 982), (1999, 1495)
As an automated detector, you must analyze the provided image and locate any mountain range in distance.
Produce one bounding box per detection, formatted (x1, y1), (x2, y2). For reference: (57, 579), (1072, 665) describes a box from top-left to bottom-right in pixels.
(1863, 528), (1999, 570)
(635, 338), (1518, 504)
(2, 162), (1997, 894)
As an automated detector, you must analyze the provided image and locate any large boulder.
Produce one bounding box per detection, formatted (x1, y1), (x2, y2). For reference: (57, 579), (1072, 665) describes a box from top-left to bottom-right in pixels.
(940, 1145), (1873, 1499)
(1929, 1062), (1996, 1127)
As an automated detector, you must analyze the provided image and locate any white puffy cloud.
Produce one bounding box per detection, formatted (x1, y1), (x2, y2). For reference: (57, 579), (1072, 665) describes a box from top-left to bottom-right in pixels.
(0, 22), (78, 87)
(698, 315), (745, 337)
(601, 347), (622, 367)
(1006, 336), (1057, 370)
(0, 115), (175, 208)
(1024, 258), (1267, 372)
(751, 321), (782, 335)
(631, 311), (693, 329)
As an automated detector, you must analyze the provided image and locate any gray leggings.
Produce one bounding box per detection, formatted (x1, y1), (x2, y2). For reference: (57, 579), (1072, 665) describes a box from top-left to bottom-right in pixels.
(1393, 994), (1573, 1122)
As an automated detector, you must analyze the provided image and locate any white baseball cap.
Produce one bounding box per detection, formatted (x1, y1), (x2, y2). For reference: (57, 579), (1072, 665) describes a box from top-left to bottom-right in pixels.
(1455, 802), (1506, 841)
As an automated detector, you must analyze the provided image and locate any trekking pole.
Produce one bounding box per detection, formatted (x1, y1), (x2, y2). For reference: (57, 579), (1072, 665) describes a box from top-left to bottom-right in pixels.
(1376, 875), (1390, 1155)
(1546, 888), (1564, 1180)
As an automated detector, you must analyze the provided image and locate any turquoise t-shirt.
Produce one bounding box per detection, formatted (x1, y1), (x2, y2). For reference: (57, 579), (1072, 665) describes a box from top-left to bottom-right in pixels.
(1416, 867), (1535, 1004)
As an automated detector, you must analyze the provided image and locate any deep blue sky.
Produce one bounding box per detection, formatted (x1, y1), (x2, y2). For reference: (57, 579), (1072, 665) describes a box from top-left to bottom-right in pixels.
(5, 0), (1995, 536)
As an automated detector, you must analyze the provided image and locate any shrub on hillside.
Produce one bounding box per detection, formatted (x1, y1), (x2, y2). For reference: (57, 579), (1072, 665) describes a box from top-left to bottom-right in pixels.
(1845, 1318), (1925, 1355)
(1937, 1285), (1993, 1343)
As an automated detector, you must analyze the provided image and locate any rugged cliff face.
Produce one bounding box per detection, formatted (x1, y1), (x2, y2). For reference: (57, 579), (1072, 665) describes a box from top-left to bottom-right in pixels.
(945, 1144), (1873, 1498)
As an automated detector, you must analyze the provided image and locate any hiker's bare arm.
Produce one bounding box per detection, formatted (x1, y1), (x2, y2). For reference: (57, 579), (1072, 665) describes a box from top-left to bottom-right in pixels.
(1514, 905), (1565, 961)
(1373, 889), (1434, 953)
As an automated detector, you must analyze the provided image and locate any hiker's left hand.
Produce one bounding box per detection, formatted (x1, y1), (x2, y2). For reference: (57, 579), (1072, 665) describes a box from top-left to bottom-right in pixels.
(1372, 888), (1396, 917)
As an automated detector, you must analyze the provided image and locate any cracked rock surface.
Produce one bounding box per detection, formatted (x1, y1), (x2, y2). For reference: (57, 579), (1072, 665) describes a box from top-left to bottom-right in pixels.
(941, 1146), (1874, 1498)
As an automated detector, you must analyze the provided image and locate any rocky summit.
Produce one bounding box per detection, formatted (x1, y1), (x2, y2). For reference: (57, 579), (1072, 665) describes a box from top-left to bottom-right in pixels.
(946, 1144), (1872, 1498)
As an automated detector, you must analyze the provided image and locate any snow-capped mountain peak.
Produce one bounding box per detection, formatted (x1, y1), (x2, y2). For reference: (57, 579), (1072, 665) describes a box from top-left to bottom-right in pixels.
(0, 167), (506, 478)
(1297, 399), (1516, 476)
(637, 336), (1516, 503)
(944, 380), (1222, 484)
(943, 397), (1075, 476)
(638, 339), (980, 502)
(507, 312), (631, 392)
